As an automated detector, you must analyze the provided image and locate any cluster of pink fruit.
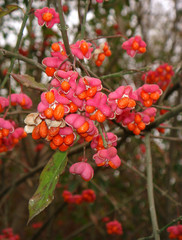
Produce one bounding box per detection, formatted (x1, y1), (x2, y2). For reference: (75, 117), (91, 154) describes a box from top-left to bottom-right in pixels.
(167, 224), (182, 240)
(142, 63), (174, 91)
(23, 6), (164, 182)
(0, 228), (20, 240)
(0, 94), (32, 153)
(105, 219), (123, 236)
(62, 189), (96, 204)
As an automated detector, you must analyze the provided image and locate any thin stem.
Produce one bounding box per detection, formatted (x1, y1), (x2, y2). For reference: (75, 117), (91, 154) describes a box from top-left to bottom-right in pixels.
(156, 125), (182, 130)
(86, 33), (128, 41)
(158, 215), (182, 233)
(150, 135), (182, 142)
(81, 0), (90, 39)
(0, 49), (45, 72)
(64, 188), (145, 240)
(145, 133), (160, 240)
(152, 105), (171, 110)
(147, 103), (182, 130)
(120, 158), (180, 206)
(138, 215), (182, 240)
(1, 0), (33, 88)
(100, 67), (149, 80)
(57, 0), (72, 57)
(98, 125), (107, 148)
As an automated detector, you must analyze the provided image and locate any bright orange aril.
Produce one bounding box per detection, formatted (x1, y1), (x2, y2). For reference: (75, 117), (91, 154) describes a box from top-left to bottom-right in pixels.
(103, 44), (109, 52)
(143, 99), (153, 107)
(50, 141), (58, 150)
(89, 113), (96, 121)
(141, 90), (150, 101)
(98, 136), (103, 147)
(45, 67), (56, 77)
(2, 129), (9, 137)
(117, 97), (129, 109)
(64, 133), (74, 145)
(85, 105), (95, 113)
(128, 99), (136, 108)
(0, 130), (3, 138)
(53, 104), (65, 120)
(134, 114), (142, 124)
(69, 102), (78, 113)
(104, 49), (112, 56)
(77, 121), (89, 134)
(13, 138), (19, 144)
(45, 91), (55, 104)
(32, 125), (41, 140)
(48, 127), (60, 137)
(59, 143), (69, 151)
(44, 108), (54, 119)
(52, 135), (64, 146)
(51, 43), (60, 52)
(133, 126), (141, 135)
(108, 161), (117, 169)
(85, 135), (94, 142)
(87, 86), (97, 98)
(39, 121), (48, 138)
(138, 47), (146, 53)
(95, 60), (102, 67)
(22, 131), (27, 138)
(150, 116), (155, 122)
(150, 92), (160, 101)
(98, 53), (105, 61)
(96, 110), (106, 123)
(77, 91), (87, 100)
(42, 12), (53, 22)
(132, 41), (139, 50)
(61, 81), (70, 92)
(80, 41), (89, 55)
(80, 132), (88, 137)
(20, 98), (26, 106)
(127, 122), (135, 131)
(138, 121), (146, 130)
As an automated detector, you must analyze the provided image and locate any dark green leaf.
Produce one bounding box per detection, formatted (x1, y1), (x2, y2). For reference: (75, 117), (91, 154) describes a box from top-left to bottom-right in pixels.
(11, 73), (47, 91)
(0, 5), (23, 18)
(28, 151), (67, 223)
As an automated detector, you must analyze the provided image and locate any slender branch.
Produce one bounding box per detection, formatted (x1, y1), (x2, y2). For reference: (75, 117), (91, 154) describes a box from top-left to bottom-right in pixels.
(81, 0), (90, 39)
(64, 188), (145, 240)
(152, 105), (171, 110)
(120, 158), (180, 206)
(150, 135), (182, 142)
(90, 180), (120, 212)
(156, 125), (182, 130)
(138, 215), (182, 240)
(0, 162), (45, 199)
(158, 215), (182, 234)
(100, 67), (149, 80)
(57, 0), (72, 57)
(31, 203), (66, 240)
(0, 49), (45, 72)
(145, 133), (160, 240)
(146, 103), (182, 130)
(138, 235), (154, 240)
(98, 125), (107, 148)
(1, 0), (33, 88)
(86, 33), (128, 42)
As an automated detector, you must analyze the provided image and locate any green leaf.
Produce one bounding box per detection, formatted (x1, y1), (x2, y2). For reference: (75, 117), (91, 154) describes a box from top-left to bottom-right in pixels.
(28, 151), (67, 223)
(0, 5), (23, 18)
(11, 73), (47, 91)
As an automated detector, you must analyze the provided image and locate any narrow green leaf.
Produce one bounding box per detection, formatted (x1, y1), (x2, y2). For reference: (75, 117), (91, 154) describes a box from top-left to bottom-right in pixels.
(11, 73), (47, 91)
(28, 151), (67, 223)
(0, 5), (23, 18)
